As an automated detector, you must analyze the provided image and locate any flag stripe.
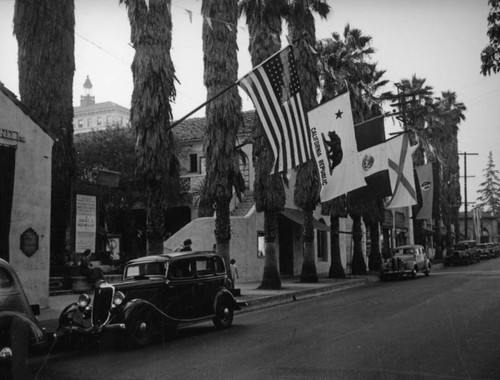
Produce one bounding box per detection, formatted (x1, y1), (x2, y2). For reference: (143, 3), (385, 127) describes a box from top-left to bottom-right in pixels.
(238, 46), (311, 173)
(239, 76), (280, 165)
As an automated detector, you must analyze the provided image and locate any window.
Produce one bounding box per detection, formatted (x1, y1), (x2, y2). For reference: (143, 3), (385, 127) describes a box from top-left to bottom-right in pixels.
(168, 259), (194, 279)
(87, 118), (93, 127)
(190, 154), (198, 173)
(97, 117), (102, 126)
(106, 115), (112, 125)
(214, 256), (225, 274)
(317, 219), (328, 261)
(77, 119), (83, 129)
(0, 268), (14, 289)
(119, 116), (123, 126)
(195, 257), (214, 277)
(257, 231), (265, 258)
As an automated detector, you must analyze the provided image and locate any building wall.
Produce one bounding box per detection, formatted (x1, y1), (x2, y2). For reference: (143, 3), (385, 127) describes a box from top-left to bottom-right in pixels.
(74, 107), (129, 134)
(0, 91), (53, 308)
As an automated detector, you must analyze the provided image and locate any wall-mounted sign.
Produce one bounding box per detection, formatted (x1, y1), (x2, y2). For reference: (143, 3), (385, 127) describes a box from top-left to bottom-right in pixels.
(20, 228), (38, 257)
(75, 194), (96, 253)
(0, 129), (25, 143)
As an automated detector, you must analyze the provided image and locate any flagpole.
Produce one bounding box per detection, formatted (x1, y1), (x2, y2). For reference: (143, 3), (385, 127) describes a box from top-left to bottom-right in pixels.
(166, 34), (309, 132)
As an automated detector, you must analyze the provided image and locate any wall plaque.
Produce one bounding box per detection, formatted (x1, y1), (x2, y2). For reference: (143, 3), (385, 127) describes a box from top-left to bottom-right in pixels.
(20, 228), (39, 257)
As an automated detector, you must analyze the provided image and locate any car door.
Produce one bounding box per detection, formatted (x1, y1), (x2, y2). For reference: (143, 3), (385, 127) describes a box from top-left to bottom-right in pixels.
(165, 258), (196, 319)
(193, 256), (216, 317)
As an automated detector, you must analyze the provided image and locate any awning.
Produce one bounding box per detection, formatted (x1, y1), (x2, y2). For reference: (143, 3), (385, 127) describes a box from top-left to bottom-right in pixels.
(281, 208), (330, 232)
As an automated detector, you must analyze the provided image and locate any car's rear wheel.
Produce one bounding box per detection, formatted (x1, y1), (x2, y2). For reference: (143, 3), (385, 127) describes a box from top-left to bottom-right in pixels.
(127, 310), (153, 348)
(212, 298), (234, 329)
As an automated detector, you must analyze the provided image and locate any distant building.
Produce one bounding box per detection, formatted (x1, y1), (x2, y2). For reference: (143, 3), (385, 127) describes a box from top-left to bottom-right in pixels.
(73, 76), (129, 134)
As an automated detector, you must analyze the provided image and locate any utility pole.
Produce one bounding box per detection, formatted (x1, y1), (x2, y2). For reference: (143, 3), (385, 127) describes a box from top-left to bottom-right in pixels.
(459, 152), (478, 239)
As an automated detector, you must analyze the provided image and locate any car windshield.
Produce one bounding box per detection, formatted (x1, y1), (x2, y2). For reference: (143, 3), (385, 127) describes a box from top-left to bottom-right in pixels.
(393, 248), (418, 256)
(123, 262), (166, 280)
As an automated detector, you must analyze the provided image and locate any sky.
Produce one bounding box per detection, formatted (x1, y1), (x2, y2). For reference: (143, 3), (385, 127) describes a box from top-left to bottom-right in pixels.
(1, 0), (499, 211)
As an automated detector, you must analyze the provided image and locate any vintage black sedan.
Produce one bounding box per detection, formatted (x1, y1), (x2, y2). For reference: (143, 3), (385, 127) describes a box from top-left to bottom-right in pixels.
(0, 259), (49, 379)
(380, 244), (432, 280)
(57, 251), (240, 348)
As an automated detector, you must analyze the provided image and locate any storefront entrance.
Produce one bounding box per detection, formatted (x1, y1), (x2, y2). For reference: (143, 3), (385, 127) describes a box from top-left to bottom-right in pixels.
(0, 145), (16, 261)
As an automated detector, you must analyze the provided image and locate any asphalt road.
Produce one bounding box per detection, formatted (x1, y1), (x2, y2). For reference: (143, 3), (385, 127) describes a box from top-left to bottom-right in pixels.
(30, 259), (500, 380)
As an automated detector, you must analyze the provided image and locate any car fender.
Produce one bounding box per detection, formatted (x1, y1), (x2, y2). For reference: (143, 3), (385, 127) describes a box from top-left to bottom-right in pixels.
(0, 310), (46, 347)
(122, 298), (167, 322)
(213, 288), (240, 312)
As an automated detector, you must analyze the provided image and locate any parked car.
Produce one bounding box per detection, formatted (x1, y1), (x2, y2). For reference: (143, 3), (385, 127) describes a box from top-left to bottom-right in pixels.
(477, 243), (493, 259)
(57, 251), (240, 348)
(487, 242), (499, 258)
(380, 244), (432, 280)
(444, 240), (479, 266)
(0, 259), (49, 379)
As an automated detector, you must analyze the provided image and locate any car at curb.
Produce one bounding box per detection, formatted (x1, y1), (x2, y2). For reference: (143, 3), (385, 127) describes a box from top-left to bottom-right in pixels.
(380, 244), (431, 280)
(57, 251), (240, 348)
(0, 259), (50, 380)
(477, 243), (493, 260)
(444, 240), (479, 266)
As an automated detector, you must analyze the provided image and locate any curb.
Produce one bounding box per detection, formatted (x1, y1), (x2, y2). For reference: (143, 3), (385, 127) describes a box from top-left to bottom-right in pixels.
(237, 278), (369, 313)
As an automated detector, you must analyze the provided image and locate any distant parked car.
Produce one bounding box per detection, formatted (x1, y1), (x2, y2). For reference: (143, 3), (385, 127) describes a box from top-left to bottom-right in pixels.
(477, 243), (493, 260)
(57, 251), (240, 348)
(0, 259), (49, 379)
(380, 244), (432, 280)
(487, 242), (499, 258)
(444, 240), (479, 266)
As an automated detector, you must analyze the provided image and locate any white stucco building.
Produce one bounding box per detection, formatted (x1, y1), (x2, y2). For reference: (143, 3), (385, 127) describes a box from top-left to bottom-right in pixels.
(0, 82), (53, 307)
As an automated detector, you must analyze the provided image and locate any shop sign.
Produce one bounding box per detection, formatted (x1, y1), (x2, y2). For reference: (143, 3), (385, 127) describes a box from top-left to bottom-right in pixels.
(0, 128), (25, 142)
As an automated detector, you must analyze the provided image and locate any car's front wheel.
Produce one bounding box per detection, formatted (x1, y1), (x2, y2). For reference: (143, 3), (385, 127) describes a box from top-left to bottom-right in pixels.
(126, 310), (153, 348)
(213, 298), (234, 329)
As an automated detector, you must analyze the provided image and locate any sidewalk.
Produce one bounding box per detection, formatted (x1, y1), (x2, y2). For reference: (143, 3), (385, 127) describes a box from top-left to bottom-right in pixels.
(38, 274), (375, 332)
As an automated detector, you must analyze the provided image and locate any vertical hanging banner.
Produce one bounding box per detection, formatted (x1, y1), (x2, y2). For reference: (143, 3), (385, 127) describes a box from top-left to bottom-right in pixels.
(385, 134), (418, 209)
(415, 162), (439, 219)
(308, 92), (365, 202)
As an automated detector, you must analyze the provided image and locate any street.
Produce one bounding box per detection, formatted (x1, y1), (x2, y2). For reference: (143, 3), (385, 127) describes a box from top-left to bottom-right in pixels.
(31, 260), (500, 380)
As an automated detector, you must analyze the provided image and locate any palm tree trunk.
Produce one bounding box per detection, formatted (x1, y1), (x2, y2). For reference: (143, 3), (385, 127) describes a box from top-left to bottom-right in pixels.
(300, 209), (318, 282)
(215, 198), (232, 279)
(259, 210), (282, 289)
(329, 215), (345, 278)
(14, 0), (76, 264)
(368, 221), (382, 272)
(351, 215), (367, 275)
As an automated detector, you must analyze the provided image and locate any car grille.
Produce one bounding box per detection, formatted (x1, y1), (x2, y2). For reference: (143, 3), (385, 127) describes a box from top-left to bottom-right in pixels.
(92, 285), (114, 327)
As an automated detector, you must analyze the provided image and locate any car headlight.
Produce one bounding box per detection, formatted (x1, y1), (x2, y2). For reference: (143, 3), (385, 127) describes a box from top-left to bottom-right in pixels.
(78, 293), (91, 308)
(0, 347), (13, 359)
(113, 291), (125, 306)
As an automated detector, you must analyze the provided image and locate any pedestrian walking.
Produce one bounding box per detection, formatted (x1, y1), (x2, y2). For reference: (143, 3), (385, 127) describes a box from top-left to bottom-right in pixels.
(230, 259), (239, 287)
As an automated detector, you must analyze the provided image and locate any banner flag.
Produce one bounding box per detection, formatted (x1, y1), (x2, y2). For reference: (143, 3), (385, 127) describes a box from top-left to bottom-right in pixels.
(415, 162), (440, 220)
(308, 93), (366, 202)
(238, 46), (312, 173)
(349, 116), (392, 201)
(385, 134), (418, 209)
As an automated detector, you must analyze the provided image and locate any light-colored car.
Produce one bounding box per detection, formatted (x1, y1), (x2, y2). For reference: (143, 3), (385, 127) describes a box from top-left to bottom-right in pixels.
(380, 244), (432, 280)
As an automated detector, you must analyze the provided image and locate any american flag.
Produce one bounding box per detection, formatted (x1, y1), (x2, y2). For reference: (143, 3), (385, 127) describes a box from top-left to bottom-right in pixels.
(238, 46), (312, 173)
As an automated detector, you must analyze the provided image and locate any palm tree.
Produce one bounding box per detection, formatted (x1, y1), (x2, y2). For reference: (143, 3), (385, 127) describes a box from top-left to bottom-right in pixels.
(287, 0), (330, 283)
(14, 0), (76, 265)
(317, 25), (389, 275)
(202, 0), (242, 280)
(239, 0), (288, 289)
(120, 0), (177, 255)
(431, 91), (466, 249)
